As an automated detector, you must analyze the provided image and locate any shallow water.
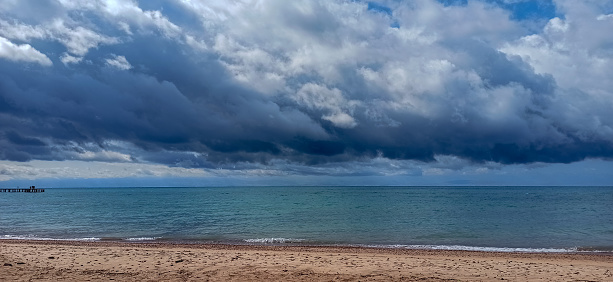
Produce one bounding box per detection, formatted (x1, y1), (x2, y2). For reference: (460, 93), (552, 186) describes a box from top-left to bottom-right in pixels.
(1, 186), (612, 252)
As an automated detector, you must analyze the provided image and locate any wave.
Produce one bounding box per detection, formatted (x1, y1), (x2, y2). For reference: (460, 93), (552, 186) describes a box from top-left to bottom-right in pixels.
(244, 238), (307, 244)
(363, 244), (579, 253)
(1, 235), (101, 241)
(123, 237), (162, 241)
(1, 235), (160, 242)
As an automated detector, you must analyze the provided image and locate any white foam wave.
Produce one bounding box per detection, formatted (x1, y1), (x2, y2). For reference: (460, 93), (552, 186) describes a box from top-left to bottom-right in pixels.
(124, 237), (161, 241)
(1, 235), (101, 242)
(244, 238), (306, 244)
(366, 244), (577, 253)
(61, 237), (101, 242)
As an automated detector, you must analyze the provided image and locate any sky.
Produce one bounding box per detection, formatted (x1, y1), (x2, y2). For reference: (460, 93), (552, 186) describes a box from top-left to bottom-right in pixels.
(0, 0), (612, 187)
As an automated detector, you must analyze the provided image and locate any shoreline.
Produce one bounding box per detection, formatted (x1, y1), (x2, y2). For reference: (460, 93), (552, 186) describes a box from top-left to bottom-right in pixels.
(1, 239), (612, 256)
(2, 239), (612, 281)
(2, 237), (611, 255)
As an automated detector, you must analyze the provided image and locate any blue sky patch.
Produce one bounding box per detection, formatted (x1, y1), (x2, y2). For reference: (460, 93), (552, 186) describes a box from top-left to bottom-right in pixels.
(437, 0), (557, 21)
(367, 2), (399, 27)
(497, 0), (557, 21)
(367, 2), (393, 16)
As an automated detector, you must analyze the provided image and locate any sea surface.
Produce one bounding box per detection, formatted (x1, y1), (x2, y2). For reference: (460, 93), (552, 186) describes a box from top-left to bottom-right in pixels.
(1, 186), (612, 253)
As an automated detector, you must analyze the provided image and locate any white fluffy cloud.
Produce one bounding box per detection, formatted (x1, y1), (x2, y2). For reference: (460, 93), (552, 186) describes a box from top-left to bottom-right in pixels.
(501, 1), (613, 142)
(0, 36), (52, 66)
(56, 0), (181, 38)
(193, 0), (612, 146)
(0, 18), (119, 56)
(293, 83), (359, 128)
(193, 0), (538, 130)
(105, 54), (132, 70)
(60, 53), (83, 65)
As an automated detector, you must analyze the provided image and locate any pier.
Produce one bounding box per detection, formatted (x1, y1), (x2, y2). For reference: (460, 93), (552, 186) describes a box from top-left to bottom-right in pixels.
(0, 186), (44, 193)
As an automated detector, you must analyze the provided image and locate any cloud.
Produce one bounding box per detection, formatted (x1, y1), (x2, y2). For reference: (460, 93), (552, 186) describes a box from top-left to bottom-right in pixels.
(0, 0), (611, 182)
(55, 0), (182, 38)
(0, 36), (52, 66)
(293, 83), (359, 128)
(0, 18), (119, 56)
(105, 54), (132, 70)
(60, 53), (83, 65)
(0, 160), (209, 181)
(501, 0), (613, 146)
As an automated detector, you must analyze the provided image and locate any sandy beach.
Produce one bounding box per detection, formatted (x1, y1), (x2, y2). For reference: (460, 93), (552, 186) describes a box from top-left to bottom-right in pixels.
(1, 240), (612, 281)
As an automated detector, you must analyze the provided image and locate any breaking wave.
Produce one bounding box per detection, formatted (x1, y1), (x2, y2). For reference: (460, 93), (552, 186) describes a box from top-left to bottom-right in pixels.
(1, 235), (101, 241)
(123, 237), (162, 241)
(244, 238), (307, 244)
(365, 244), (579, 253)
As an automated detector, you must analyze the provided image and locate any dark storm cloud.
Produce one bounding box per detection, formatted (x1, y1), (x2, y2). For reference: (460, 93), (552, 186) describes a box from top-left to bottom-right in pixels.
(0, 35), (327, 165)
(0, 0), (612, 174)
(5, 131), (46, 146)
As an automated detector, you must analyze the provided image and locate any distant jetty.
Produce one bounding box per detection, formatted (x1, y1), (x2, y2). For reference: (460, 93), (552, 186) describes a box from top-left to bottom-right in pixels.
(0, 186), (45, 193)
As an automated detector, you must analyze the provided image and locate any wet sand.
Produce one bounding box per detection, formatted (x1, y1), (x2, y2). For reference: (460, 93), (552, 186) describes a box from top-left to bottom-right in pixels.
(1, 240), (612, 281)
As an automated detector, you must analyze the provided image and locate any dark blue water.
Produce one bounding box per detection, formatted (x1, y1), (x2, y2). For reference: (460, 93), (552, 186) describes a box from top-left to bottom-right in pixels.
(1, 186), (612, 252)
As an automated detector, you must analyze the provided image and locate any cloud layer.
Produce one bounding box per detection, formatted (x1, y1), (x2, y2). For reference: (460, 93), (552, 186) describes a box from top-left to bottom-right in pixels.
(0, 0), (612, 180)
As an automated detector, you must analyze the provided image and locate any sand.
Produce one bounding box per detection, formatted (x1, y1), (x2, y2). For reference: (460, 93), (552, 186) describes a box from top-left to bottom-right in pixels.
(1, 240), (612, 281)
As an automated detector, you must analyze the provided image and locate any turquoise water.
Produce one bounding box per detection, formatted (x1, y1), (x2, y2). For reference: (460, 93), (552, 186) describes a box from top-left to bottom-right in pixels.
(1, 186), (612, 252)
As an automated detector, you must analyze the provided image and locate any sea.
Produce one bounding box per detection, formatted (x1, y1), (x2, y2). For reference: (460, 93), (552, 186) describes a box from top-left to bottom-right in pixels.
(1, 186), (612, 253)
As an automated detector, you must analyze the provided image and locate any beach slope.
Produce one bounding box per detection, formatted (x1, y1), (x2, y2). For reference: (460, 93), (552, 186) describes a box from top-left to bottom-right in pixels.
(1, 240), (612, 281)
